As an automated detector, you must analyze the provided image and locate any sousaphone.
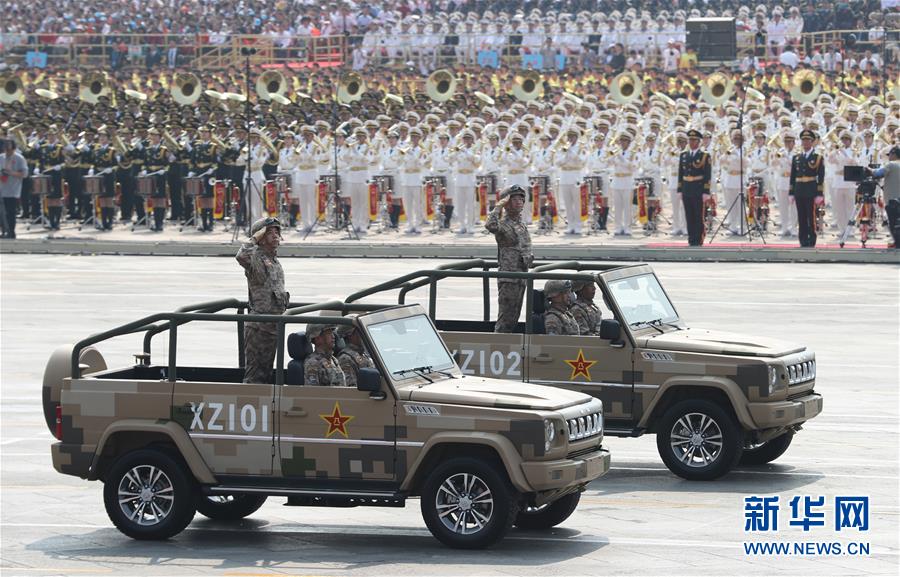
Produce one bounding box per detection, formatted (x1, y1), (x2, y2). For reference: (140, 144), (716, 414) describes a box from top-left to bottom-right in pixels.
(78, 72), (109, 104)
(426, 69), (457, 102)
(256, 70), (287, 101)
(700, 72), (735, 107)
(610, 71), (642, 105)
(0, 75), (25, 104)
(790, 69), (821, 103)
(171, 72), (202, 105)
(337, 72), (365, 104)
(512, 70), (543, 102)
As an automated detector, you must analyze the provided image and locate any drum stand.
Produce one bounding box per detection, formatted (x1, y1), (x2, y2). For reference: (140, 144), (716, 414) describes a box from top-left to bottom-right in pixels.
(303, 188), (357, 240)
(179, 197), (198, 232)
(25, 202), (51, 231)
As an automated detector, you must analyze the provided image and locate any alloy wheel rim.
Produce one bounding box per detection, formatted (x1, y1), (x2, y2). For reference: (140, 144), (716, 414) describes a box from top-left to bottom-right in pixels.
(117, 464), (175, 526)
(435, 472), (494, 535)
(669, 412), (724, 468)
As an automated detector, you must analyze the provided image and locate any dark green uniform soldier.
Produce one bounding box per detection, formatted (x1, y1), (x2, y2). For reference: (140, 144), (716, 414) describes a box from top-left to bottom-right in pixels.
(486, 185), (533, 333)
(790, 129), (826, 248)
(190, 126), (219, 232)
(39, 128), (66, 229)
(142, 128), (169, 231)
(91, 129), (118, 230)
(677, 129), (712, 247)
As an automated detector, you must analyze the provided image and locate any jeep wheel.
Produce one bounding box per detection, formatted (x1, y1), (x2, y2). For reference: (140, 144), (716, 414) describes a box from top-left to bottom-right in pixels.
(514, 492), (581, 530)
(420, 457), (518, 549)
(656, 400), (743, 481)
(196, 494), (268, 520)
(740, 432), (794, 466)
(103, 449), (196, 540)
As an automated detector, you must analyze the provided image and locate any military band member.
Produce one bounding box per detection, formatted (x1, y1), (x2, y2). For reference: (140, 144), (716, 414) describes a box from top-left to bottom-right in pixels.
(168, 126), (191, 222)
(678, 129), (713, 247)
(774, 133), (797, 237)
(91, 128), (118, 231)
(116, 127), (144, 225)
(451, 129), (479, 234)
(295, 126), (321, 234)
(240, 129), (271, 227)
(304, 324), (347, 387)
(542, 280), (579, 336)
(336, 319), (375, 387)
(39, 126), (66, 230)
(401, 127), (427, 233)
(719, 130), (744, 234)
(190, 126), (219, 232)
(378, 129), (403, 229)
(503, 133), (530, 216)
(610, 131), (639, 236)
(486, 185), (532, 333)
(828, 131), (860, 237)
(236, 217), (288, 384)
(569, 279), (602, 336)
(665, 131), (688, 236)
(430, 131), (454, 228)
(557, 128), (587, 235)
(277, 131), (300, 227)
(63, 128), (84, 219)
(225, 127), (247, 225)
(790, 129), (826, 248)
(142, 128), (169, 231)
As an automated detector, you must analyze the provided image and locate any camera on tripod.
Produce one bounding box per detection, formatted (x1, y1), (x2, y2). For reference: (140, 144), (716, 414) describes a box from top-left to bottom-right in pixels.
(843, 165), (878, 199)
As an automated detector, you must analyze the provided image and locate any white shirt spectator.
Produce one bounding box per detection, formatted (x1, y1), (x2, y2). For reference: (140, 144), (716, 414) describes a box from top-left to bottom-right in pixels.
(779, 48), (800, 69)
(662, 45), (680, 72)
(766, 16), (787, 47)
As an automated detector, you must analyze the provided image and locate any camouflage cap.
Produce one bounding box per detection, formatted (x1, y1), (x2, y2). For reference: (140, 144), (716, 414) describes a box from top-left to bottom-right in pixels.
(544, 279), (573, 298)
(307, 323), (335, 340)
(571, 279), (592, 293)
(335, 314), (358, 337)
(250, 217), (281, 236)
(501, 185), (527, 199)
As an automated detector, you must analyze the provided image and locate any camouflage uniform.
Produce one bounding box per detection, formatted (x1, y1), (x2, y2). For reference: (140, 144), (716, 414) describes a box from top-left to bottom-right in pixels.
(304, 351), (348, 386)
(236, 224), (289, 384)
(544, 304), (580, 336)
(485, 193), (533, 333)
(337, 343), (376, 387)
(570, 298), (602, 336)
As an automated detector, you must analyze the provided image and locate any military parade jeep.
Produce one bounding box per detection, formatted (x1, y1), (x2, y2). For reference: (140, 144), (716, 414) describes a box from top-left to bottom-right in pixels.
(343, 260), (824, 481)
(43, 299), (610, 549)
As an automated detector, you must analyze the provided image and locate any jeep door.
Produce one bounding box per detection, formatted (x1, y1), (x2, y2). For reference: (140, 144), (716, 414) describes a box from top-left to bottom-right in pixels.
(277, 386), (397, 484)
(173, 381), (276, 475)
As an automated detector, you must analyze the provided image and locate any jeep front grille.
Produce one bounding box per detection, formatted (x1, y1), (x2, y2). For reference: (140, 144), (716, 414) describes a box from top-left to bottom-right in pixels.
(566, 412), (602, 441)
(787, 360), (816, 385)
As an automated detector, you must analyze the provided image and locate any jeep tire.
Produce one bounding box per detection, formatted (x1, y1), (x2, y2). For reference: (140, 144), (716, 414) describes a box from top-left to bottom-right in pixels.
(196, 494), (268, 520)
(103, 449), (196, 540)
(420, 457), (518, 549)
(656, 399), (743, 481)
(740, 432), (794, 466)
(514, 492), (581, 530)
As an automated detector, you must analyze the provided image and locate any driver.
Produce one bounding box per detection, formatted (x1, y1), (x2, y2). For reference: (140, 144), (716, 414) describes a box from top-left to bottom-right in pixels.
(304, 324), (348, 386)
(336, 315), (376, 387)
(542, 280), (580, 336)
(569, 279), (602, 336)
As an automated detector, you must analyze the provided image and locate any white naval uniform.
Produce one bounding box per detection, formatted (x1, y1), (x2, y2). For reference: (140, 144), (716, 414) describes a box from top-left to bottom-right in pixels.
(664, 147), (686, 234)
(828, 146), (860, 234)
(637, 144), (662, 223)
(557, 143), (587, 234)
(503, 145), (531, 216)
(773, 146), (797, 235)
(609, 147), (639, 235)
(719, 147), (743, 233)
(295, 139), (321, 232)
(238, 143), (269, 225)
(401, 145), (427, 232)
(277, 145), (301, 204)
(452, 145), (479, 233)
(345, 141), (373, 232)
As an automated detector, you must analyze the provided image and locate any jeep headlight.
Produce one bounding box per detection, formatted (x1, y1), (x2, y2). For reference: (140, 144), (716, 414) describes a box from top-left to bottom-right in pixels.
(768, 365), (786, 396)
(544, 418), (556, 452)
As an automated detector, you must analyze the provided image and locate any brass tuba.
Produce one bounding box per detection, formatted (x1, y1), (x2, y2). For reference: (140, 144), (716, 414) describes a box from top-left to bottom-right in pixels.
(171, 72), (202, 105)
(256, 70), (286, 101)
(0, 74), (24, 104)
(426, 69), (457, 102)
(610, 71), (642, 105)
(790, 69), (821, 103)
(512, 70), (543, 102)
(700, 72), (734, 107)
(337, 72), (365, 103)
(78, 72), (109, 104)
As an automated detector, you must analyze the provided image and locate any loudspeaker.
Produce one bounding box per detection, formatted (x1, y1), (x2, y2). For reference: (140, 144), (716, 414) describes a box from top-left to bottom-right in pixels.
(686, 18), (736, 61)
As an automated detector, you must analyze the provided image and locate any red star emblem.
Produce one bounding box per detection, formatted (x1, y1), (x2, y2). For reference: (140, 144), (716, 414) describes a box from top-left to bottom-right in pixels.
(320, 402), (354, 438)
(564, 349), (597, 381)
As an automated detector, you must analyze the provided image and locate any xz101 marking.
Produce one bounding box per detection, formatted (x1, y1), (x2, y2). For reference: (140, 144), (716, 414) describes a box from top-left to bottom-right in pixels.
(189, 402), (269, 433)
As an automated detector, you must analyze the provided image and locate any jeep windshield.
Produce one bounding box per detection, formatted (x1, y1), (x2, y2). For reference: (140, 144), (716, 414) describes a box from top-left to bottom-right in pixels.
(607, 273), (679, 328)
(367, 313), (456, 380)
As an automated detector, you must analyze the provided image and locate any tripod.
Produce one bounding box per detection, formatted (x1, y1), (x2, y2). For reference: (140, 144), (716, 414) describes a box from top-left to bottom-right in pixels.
(231, 47), (266, 244)
(839, 181), (881, 248)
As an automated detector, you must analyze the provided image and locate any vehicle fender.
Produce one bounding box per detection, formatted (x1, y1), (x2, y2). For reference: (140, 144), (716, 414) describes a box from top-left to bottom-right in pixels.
(638, 375), (757, 431)
(90, 419), (217, 484)
(401, 432), (533, 494)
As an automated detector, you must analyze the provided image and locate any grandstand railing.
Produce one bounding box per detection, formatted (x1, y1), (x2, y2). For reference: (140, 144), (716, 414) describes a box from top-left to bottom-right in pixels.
(0, 30), (893, 71)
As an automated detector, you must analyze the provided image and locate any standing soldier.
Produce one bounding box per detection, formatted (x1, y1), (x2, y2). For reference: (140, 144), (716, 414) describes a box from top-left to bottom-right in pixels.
(430, 131), (454, 228)
(609, 131), (639, 236)
(542, 280), (579, 336)
(63, 128), (84, 220)
(336, 318), (375, 387)
(485, 185), (533, 333)
(190, 126), (219, 232)
(39, 125), (66, 230)
(503, 133), (531, 218)
(774, 133), (797, 237)
(304, 324), (347, 387)
(678, 129), (713, 246)
(569, 279), (602, 336)
(295, 126), (322, 234)
(240, 129), (271, 227)
(236, 217), (289, 384)
(115, 127), (139, 225)
(377, 129), (403, 229)
(828, 131), (860, 237)
(451, 129), (479, 234)
(557, 128), (587, 235)
(401, 127), (427, 233)
(719, 130), (744, 234)
(91, 128), (118, 231)
(141, 128), (169, 231)
(790, 129), (826, 248)
(168, 125), (191, 223)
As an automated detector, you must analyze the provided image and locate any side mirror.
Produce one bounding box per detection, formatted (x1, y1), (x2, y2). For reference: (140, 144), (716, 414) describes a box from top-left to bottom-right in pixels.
(599, 319), (621, 342)
(357, 367), (383, 396)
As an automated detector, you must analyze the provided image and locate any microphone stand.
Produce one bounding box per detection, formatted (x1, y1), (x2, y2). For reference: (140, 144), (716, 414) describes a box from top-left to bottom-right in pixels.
(233, 46), (259, 244)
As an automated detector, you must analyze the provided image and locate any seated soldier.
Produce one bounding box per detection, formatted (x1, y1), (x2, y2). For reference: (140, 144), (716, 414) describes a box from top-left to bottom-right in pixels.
(542, 279), (580, 336)
(569, 279), (602, 336)
(303, 324), (347, 386)
(336, 315), (376, 387)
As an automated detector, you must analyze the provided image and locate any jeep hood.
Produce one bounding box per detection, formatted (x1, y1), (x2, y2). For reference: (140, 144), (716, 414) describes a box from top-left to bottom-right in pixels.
(403, 377), (590, 411)
(639, 328), (805, 357)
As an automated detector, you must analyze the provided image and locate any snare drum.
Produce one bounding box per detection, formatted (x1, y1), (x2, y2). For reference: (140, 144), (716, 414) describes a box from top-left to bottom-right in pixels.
(584, 175), (604, 197)
(423, 175), (447, 191)
(273, 173), (292, 196)
(136, 175), (156, 197)
(748, 176), (765, 198)
(32, 175), (51, 195)
(183, 176), (205, 198)
(634, 177), (655, 197)
(371, 174), (395, 196)
(83, 175), (103, 196)
(476, 174), (497, 200)
(529, 175), (550, 203)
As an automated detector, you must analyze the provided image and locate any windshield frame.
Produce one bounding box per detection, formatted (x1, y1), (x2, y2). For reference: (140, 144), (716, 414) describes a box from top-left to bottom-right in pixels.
(601, 270), (681, 332)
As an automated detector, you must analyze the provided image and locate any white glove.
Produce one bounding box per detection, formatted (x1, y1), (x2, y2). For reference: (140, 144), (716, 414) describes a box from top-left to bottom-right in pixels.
(139, 170), (147, 177)
(33, 167), (40, 175)
(187, 171), (195, 177)
(88, 167), (95, 176)
(53, 164), (63, 171)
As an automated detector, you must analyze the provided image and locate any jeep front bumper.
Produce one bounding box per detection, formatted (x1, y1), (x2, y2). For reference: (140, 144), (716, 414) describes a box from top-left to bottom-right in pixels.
(520, 447), (611, 492)
(748, 392), (823, 430)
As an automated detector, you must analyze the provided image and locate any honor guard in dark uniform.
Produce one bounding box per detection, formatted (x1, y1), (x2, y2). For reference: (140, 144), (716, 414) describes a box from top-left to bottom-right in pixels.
(677, 129), (713, 246)
(39, 126), (66, 229)
(115, 127), (143, 224)
(190, 125), (219, 232)
(78, 131), (97, 221)
(91, 128), (119, 230)
(169, 126), (192, 222)
(63, 128), (84, 219)
(790, 129), (826, 248)
(142, 128), (170, 231)
(20, 131), (41, 220)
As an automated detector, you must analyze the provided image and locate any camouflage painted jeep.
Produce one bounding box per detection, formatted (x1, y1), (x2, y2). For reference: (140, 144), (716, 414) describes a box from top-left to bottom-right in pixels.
(343, 260), (823, 481)
(43, 299), (610, 549)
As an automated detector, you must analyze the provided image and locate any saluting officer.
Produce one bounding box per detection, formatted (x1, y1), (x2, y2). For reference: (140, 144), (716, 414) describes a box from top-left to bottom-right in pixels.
(678, 129), (713, 246)
(790, 129), (826, 248)
(486, 185), (533, 333)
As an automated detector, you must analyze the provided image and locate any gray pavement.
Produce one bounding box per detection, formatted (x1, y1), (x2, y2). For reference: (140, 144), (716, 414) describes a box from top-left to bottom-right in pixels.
(1, 255), (898, 576)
